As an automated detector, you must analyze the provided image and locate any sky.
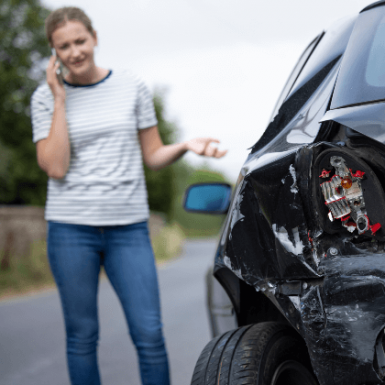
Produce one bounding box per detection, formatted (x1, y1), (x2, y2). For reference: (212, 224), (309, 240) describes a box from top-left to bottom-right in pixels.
(41, 0), (373, 181)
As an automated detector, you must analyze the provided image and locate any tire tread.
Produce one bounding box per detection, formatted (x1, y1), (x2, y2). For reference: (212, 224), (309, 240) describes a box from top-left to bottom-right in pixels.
(190, 322), (317, 385)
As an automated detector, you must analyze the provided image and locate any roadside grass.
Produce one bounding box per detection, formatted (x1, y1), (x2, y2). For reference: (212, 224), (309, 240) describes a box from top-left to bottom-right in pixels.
(0, 240), (54, 299)
(152, 222), (185, 263)
(0, 223), (185, 300)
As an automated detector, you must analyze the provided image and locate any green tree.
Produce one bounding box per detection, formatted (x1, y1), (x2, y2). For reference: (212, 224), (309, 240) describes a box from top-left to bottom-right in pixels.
(0, 0), (51, 205)
(144, 91), (188, 221)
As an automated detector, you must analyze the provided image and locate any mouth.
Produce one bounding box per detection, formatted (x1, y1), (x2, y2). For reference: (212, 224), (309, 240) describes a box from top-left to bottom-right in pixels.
(72, 59), (85, 67)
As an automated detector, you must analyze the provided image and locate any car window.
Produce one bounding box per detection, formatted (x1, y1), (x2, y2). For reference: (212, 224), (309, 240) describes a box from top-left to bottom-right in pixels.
(366, 21), (385, 87)
(250, 16), (356, 155)
(331, 5), (385, 108)
(287, 15), (355, 99)
(269, 35), (321, 123)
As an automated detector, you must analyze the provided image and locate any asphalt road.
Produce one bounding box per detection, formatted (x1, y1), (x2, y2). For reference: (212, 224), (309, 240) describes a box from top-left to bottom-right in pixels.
(0, 238), (217, 385)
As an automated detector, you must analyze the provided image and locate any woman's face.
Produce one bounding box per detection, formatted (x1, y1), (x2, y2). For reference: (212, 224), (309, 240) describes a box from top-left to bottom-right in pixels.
(51, 20), (97, 79)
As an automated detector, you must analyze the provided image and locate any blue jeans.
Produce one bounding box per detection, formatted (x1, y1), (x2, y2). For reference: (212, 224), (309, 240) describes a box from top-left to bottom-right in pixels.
(47, 221), (170, 385)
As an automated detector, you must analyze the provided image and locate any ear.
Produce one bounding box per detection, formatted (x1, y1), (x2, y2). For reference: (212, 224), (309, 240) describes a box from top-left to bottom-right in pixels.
(93, 30), (98, 46)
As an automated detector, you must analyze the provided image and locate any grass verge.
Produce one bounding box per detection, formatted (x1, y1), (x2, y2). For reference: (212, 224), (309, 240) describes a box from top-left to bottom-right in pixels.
(0, 223), (185, 300)
(0, 240), (54, 300)
(152, 222), (185, 263)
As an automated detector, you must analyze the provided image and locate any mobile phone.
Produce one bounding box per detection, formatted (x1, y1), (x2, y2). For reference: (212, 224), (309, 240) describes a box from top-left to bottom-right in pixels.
(51, 48), (65, 85)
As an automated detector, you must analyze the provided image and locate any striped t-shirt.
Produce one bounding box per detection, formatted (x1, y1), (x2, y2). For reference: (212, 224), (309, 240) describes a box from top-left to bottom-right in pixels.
(30, 69), (157, 226)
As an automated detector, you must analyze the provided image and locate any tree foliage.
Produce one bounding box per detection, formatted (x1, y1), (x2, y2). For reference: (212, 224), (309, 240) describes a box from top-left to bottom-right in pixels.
(144, 92), (184, 220)
(0, 0), (51, 205)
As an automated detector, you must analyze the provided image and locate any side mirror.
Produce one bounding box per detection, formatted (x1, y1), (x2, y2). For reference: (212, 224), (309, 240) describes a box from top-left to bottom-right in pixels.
(183, 183), (232, 214)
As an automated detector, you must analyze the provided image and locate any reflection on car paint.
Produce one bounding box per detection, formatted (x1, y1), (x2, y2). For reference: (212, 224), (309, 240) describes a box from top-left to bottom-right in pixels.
(241, 149), (299, 177)
(286, 61), (340, 144)
(321, 102), (385, 144)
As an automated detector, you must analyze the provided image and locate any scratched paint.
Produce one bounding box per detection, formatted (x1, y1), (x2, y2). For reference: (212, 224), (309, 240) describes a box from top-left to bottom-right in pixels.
(272, 225), (304, 255)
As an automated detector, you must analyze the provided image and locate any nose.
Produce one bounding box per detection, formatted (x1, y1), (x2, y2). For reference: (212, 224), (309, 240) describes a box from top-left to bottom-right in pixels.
(69, 45), (82, 59)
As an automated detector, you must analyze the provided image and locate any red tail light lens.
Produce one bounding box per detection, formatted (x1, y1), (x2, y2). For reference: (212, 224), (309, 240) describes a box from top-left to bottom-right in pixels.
(319, 156), (381, 236)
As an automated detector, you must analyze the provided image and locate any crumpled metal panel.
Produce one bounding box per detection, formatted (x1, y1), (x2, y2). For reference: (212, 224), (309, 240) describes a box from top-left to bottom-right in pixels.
(301, 254), (385, 385)
(215, 140), (385, 385)
(210, 6), (385, 384)
(215, 135), (385, 385)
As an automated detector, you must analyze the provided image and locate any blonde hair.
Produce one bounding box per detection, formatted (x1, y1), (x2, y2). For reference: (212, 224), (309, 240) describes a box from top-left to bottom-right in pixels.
(45, 7), (94, 46)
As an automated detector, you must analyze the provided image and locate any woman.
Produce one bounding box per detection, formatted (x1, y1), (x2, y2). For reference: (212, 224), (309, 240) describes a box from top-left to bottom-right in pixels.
(30, 6), (226, 385)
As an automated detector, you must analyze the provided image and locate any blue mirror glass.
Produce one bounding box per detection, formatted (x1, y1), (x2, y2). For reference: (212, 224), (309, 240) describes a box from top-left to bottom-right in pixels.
(184, 183), (232, 214)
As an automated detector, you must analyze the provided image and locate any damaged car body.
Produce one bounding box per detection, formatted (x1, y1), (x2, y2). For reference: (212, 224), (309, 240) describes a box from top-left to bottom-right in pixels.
(185, 2), (385, 385)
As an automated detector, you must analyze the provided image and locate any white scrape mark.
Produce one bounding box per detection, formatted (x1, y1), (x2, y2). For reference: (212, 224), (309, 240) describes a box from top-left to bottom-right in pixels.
(289, 296), (301, 312)
(223, 256), (243, 279)
(289, 164), (298, 194)
(312, 250), (320, 267)
(221, 177), (245, 246)
(223, 255), (232, 269)
(229, 192), (245, 241)
(272, 224), (304, 255)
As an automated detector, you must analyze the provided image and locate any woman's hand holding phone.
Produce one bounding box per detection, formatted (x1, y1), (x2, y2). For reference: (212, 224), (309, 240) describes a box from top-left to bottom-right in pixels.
(38, 52), (71, 179)
(46, 53), (66, 102)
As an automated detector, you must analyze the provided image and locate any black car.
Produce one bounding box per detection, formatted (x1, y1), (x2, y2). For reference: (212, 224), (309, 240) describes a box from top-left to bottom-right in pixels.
(184, 2), (385, 385)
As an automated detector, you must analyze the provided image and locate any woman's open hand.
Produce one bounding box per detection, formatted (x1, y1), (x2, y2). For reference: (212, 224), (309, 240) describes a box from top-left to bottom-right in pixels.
(46, 55), (66, 101)
(185, 138), (227, 158)
(139, 127), (227, 171)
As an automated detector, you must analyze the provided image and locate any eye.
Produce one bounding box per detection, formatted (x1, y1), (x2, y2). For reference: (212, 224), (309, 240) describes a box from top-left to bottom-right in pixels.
(76, 39), (86, 45)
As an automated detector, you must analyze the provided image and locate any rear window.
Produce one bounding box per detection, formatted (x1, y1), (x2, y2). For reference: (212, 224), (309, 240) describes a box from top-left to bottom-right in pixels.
(331, 5), (385, 108)
(268, 35), (321, 122)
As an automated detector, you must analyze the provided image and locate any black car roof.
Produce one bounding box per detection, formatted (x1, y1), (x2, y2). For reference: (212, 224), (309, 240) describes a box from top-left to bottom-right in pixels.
(361, 0), (385, 13)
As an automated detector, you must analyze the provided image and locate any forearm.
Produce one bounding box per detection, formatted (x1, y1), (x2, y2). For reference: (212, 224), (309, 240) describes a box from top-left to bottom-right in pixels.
(139, 126), (227, 171)
(37, 98), (71, 179)
(145, 141), (188, 171)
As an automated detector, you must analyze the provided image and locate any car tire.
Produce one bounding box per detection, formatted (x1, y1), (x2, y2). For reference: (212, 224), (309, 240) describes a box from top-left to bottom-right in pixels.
(191, 322), (318, 385)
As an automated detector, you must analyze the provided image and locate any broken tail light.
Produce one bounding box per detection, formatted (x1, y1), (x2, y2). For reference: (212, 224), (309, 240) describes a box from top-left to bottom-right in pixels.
(319, 155), (381, 236)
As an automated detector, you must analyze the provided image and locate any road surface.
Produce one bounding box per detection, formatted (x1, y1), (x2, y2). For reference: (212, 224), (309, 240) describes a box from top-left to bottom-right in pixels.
(0, 238), (217, 385)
